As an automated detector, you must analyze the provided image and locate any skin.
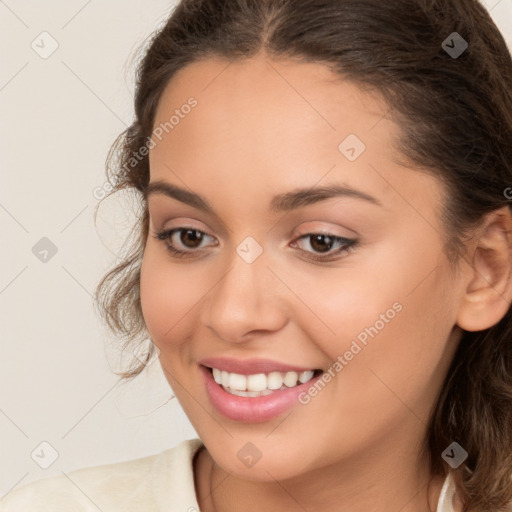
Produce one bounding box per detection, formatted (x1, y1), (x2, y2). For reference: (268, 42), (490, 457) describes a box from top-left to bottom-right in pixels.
(139, 53), (512, 512)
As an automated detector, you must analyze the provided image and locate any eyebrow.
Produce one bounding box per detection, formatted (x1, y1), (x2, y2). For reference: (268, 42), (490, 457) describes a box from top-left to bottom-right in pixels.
(144, 180), (382, 213)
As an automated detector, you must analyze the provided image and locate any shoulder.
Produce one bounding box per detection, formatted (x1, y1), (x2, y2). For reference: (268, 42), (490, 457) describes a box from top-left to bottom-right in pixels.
(0, 438), (204, 512)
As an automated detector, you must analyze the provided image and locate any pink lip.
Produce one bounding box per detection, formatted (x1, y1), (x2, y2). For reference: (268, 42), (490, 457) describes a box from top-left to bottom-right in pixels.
(199, 356), (319, 375)
(199, 365), (323, 423)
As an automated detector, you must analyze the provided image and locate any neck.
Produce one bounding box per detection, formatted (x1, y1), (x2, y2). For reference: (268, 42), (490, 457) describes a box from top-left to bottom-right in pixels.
(194, 438), (449, 512)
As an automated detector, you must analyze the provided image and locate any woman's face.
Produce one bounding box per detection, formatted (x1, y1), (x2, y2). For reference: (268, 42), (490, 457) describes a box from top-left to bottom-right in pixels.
(140, 54), (465, 482)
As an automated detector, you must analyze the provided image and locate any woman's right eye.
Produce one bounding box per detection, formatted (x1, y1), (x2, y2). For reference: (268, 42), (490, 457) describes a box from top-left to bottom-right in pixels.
(151, 228), (217, 258)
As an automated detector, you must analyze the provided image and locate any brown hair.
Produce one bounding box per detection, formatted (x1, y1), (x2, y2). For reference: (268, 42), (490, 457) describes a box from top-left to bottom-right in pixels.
(94, 0), (512, 510)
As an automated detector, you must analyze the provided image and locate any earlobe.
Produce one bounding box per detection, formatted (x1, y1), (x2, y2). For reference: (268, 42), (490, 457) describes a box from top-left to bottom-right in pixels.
(456, 206), (512, 332)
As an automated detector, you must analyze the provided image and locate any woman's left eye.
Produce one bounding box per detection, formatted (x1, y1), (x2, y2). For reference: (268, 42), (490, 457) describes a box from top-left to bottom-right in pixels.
(290, 233), (359, 261)
(152, 228), (359, 261)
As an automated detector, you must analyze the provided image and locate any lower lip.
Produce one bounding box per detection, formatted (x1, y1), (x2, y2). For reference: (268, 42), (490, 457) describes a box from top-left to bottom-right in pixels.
(200, 365), (322, 423)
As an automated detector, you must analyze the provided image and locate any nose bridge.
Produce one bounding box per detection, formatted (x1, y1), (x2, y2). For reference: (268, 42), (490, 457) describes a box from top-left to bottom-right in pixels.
(199, 238), (287, 341)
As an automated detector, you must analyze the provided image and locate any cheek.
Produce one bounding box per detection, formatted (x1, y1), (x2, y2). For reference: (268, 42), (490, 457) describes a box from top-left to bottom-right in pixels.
(334, 257), (457, 418)
(376, 266), (456, 373)
(139, 248), (204, 345)
(294, 238), (456, 406)
(271, 252), (408, 362)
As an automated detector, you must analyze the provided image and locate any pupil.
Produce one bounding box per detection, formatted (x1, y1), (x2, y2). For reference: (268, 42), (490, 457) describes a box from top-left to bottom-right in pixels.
(181, 229), (203, 248)
(310, 234), (333, 253)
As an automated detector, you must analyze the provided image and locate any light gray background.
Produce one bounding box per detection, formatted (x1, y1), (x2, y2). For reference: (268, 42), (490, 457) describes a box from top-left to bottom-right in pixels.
(1, 0), (511, 498)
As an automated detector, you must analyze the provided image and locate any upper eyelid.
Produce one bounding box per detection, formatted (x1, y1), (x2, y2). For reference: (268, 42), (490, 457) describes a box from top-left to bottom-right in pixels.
(146, 186), (379, 238)
(149, 209), (232, 237)
(147, 200), (233, 237)
(160, 226), (349, 238)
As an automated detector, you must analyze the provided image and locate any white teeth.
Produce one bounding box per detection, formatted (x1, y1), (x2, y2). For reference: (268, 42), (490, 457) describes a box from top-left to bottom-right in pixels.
(267, 371), (283, 390)
(298, 370), (314, 383)
(210, 367), (317, 395)
(229, 389), (274, 397)
(283, 371), (298, 387)
(246, 373), (267, 391)
(228, 373), (247, 391)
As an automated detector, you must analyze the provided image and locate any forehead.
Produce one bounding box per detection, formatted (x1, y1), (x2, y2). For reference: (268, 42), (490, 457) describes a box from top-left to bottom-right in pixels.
(152, 54), (390, 145)
(148, 54), (445, 218)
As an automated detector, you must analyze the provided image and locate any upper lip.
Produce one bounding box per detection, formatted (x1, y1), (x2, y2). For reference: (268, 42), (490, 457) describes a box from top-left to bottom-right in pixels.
(199, 357), (319, 375)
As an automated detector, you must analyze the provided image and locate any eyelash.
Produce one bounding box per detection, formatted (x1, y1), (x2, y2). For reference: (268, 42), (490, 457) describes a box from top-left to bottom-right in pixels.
(152, 227), (359, 262)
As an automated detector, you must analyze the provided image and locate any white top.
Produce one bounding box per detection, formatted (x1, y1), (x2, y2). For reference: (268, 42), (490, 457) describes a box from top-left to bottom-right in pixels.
(0, 438), (458, 511)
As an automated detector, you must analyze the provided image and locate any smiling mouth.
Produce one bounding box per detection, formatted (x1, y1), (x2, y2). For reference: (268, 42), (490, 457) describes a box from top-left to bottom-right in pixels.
(204, 366), (324, 397)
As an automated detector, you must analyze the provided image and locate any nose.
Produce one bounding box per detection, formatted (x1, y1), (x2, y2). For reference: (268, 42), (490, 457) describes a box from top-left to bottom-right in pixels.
(199, 244), (289, 343)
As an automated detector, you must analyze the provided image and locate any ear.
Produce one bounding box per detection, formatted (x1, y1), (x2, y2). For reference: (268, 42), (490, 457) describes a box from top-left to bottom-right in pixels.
(456, 206), (512, 332)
